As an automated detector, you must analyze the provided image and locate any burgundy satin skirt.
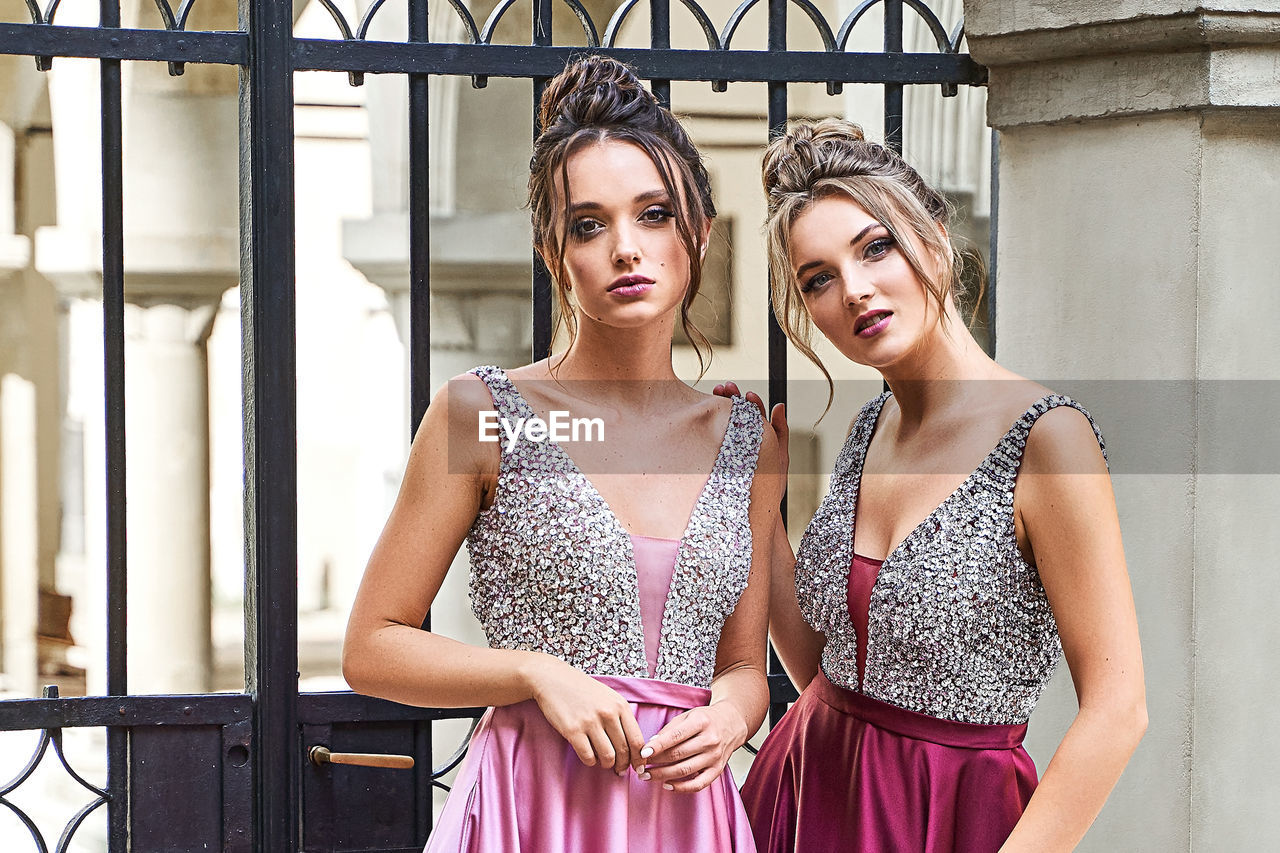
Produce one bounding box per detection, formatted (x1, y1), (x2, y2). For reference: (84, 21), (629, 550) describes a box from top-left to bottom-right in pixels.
(741, 671), (1037, 853)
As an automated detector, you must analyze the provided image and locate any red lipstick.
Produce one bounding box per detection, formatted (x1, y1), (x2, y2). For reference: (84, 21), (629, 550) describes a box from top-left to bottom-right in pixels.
(855, 310), (892, 338)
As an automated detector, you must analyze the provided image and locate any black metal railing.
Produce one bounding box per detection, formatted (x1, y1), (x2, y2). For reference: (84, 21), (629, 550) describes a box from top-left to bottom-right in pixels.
(0, 1), (985, 849)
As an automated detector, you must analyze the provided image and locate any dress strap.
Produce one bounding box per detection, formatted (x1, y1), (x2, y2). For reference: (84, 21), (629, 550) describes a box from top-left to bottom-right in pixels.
(834, 392), (892, 478)
(719, 396), (766, 483)
(987, 394), (1108, 485)
(468, 364), (536, 425)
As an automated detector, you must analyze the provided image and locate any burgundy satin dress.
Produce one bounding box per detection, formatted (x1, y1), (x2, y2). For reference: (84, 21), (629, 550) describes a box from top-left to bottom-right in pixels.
(742, 391), (1108, 853)
(741, 552), (1037, 852)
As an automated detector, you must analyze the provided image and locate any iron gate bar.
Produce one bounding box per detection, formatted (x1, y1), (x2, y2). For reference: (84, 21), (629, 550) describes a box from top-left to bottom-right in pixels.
(409, 0), (432, 437)
(407, 0), (434, 829)
(883, 0), (904, 151)
(0, 23), (248, 63)
(0, 694), (253, 730)
(0, 29), (985, 86)
(650, 0), (671, 105)
(290, 42), (984, 83)
(987, 129), (998, 357)
(763, 0), (789, 731)
(240, 0), (301, 849)
(530, 0), (555, 361)
(98, 0), (130, 847)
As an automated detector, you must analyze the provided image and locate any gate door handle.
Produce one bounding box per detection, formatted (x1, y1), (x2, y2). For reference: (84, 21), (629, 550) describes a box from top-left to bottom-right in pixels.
(309, 745), (414, 770)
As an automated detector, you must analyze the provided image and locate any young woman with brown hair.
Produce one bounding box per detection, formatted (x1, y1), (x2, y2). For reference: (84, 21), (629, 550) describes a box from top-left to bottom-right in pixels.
(342, 56), (780, 852)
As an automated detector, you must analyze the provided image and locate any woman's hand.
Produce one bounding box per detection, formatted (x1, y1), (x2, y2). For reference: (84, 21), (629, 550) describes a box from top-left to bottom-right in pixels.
(635, 702), (749, 792)
(713, 381), (790, 480)
(523, 654), (647, 775)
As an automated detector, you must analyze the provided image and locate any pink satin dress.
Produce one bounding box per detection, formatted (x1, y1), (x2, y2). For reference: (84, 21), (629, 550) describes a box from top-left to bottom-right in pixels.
(424, 366), (763, 852)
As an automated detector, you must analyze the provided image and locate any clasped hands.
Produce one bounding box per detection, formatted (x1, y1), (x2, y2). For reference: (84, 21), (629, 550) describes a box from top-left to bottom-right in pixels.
(529, 655), (748, 793)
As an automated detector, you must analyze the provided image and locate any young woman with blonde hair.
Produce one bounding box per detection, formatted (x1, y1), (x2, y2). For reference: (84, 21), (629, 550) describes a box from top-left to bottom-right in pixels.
(731, 118), (1146, 852)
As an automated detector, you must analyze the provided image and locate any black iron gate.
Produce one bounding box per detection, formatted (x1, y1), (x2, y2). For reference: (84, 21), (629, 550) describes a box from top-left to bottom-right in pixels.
(0, 1), (985, 849)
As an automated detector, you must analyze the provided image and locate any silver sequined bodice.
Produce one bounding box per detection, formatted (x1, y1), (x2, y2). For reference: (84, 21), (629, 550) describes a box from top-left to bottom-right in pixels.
(465, 366), (764, 689)
(796, 392), (1107, 724)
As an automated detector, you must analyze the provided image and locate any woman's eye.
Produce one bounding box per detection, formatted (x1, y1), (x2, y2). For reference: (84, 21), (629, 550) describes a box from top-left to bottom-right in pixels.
(865, 236), (895, 258)
(640, 206), (675, 224)
(800, 272), (834, 293)
(570, 219), (602, 239)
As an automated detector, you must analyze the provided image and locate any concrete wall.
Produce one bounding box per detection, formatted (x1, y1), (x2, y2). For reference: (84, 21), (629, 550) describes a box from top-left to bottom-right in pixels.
(967, 2), (1280, 848)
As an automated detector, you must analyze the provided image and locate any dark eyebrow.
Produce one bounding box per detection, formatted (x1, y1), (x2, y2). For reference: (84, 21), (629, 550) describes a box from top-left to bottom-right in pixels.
(633, 189), (671, 205)
(567, 189), (671, 217)
(793, 223), (882, 279)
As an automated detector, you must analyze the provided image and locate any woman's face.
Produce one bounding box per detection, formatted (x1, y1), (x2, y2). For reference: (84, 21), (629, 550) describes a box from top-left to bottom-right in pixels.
(553, 139), (700, 332)
(788, 194), (938, 371)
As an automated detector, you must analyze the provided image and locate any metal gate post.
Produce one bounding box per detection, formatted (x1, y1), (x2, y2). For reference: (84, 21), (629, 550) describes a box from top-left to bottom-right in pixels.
(239, 0), (301, 850)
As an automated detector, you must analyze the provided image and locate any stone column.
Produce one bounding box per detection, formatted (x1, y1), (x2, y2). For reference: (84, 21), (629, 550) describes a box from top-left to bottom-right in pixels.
(0, 125), (36, 691)
(1, 374), (39, 694)
(2, 49), (58, 697)
(963, 4), (1280, 850)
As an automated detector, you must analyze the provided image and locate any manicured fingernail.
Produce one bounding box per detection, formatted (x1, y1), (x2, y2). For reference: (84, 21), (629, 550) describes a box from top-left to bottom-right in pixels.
(640, 772), (651, 781)
(663, 783), (674, 791)
(640, 746), (653, 758)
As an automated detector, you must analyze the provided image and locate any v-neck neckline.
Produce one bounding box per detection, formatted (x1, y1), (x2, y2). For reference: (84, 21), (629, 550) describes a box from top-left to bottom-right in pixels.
(499, 371), (738, 550)
(849, 392), (1049, 570)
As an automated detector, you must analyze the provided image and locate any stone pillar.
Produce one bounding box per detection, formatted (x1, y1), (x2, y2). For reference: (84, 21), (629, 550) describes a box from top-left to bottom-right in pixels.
(963, 4), (1280, 850)
(122, 299), (219, 693)
(0, 374), (39, 694)
(2, 49), (59, 697)
(0, 134), (36, 691)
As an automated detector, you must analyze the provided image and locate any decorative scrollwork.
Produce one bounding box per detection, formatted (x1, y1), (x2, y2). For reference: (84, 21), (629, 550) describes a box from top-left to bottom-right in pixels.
(479, 0), (597, 47)
(836, 0), (962, 94)
(22, 0), (60, 25)
(719, 0), (842, 93)
(0, 687), (109, 853)
(603, 0), (721, 52)
(315, 0), (484, 86)
(151, 0), (201, 75)
(293, 0), (971, 96)
(153, 0), (199, 33)
(22, 0), (61, 70)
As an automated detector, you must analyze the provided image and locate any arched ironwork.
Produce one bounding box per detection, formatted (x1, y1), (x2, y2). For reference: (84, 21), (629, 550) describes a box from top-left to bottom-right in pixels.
(602, 0), (721, 51)
(479, 0), (599, 46)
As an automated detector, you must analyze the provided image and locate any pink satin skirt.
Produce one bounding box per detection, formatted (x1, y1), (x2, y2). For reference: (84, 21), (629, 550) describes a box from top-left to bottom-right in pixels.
(741, 671), (1037, 853)
(425, 675), (757, 852)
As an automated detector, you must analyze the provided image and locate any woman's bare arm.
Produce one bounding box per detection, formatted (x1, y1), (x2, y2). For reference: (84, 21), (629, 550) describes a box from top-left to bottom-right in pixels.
(342, 374), (647, 773)
(715, 385), (825, 690)
(1000, 405), (1147, 852)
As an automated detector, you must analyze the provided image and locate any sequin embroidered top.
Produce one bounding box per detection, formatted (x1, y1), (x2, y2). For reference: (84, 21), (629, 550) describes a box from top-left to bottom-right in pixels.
(465, 366), (765, 689)
(796, 392), (1107, 725)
